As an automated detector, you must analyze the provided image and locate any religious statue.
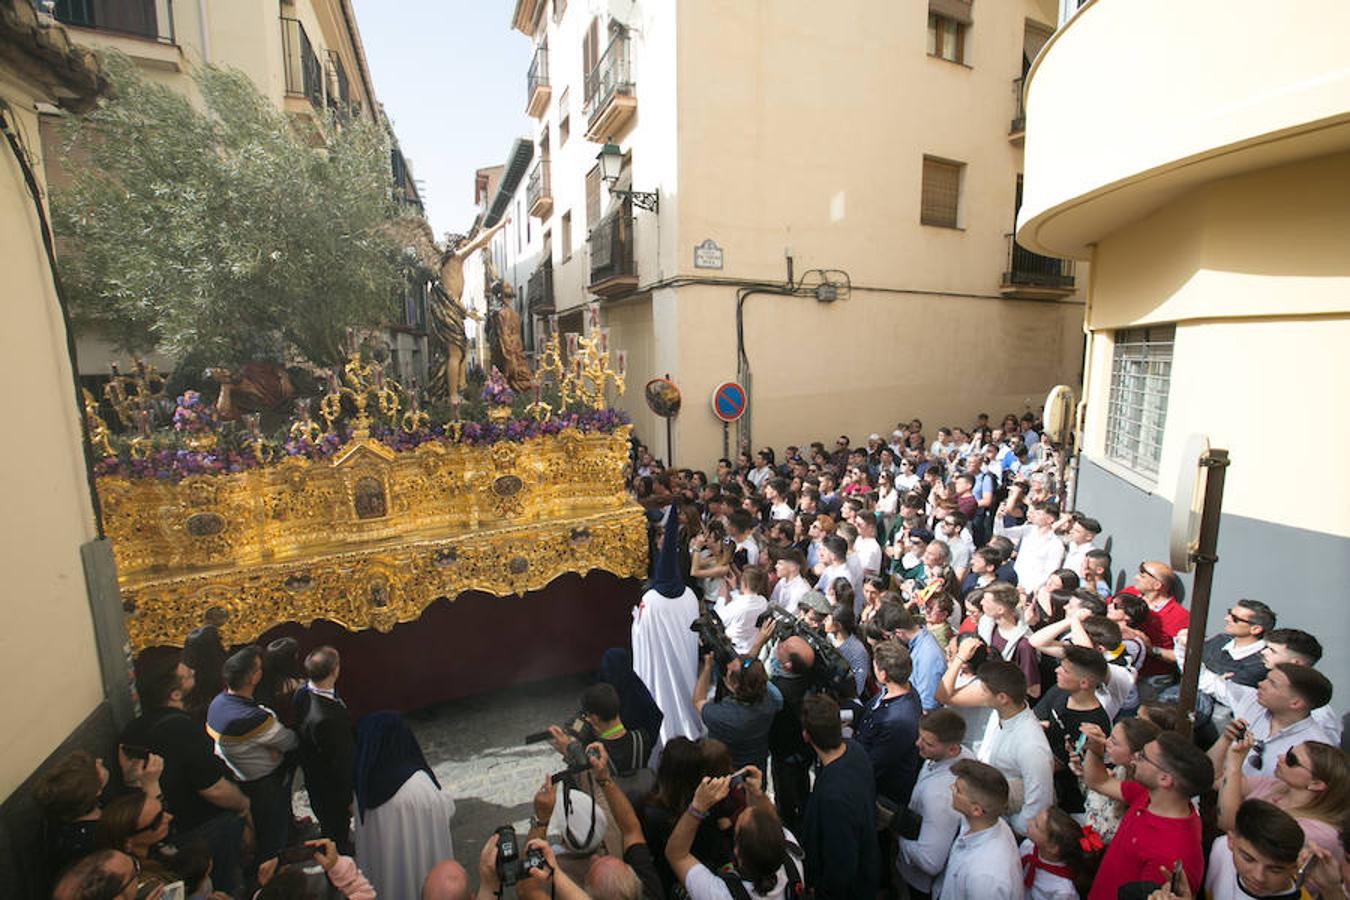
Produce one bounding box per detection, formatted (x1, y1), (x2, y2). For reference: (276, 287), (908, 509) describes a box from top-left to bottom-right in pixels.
(482, 259), (535, 393)
(429, 218), (507, 404)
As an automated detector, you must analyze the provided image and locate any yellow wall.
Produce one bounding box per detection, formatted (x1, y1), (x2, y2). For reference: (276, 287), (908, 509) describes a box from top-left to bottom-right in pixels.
(1088, 152), (1350, 329)
(0, 83), (104, 801)
(1019, 0), (1350, 257)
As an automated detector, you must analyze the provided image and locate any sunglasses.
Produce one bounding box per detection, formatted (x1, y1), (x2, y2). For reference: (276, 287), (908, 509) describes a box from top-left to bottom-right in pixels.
(1249, 738), (1268, 771)
(1284, 747), (1303, 769)
(1226, 608), (1258, 626)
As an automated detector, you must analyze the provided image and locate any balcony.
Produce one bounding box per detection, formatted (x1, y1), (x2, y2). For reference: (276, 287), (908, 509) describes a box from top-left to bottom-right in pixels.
(1000, 233), (1076, 299)
(588, 211), (637, 297)
(1009, 76), (1026, 142)
(526, 46), (551, 118)
(527, 260), (554, 313)
(584, 31), (636, 142)
(526, 160), (553, 219)
(510, 0), (543, 35)
(282, 17), (323, 113)
(51, 0), (174, 43)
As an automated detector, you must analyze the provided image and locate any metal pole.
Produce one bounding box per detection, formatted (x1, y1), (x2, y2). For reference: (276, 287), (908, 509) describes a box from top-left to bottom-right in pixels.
(722, 421), (729, 461)
(665, 373), (674, 468)
(1175, 448), (1230, 739)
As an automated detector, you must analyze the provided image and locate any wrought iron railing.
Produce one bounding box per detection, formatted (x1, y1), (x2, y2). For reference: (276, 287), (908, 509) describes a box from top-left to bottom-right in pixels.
(527, 260), (554, 311)
(281, 17), (323, 110)
(526, 160), (551, 212)
(326, 50), (350, 111)
(1011, 76), (1026, 134)
(1003, 233), (1075, 290)
(584, 31), (633, 125)
(50, 0), (175, 43)
(528, 45), (549, 102)
(589, 211), (636, 285)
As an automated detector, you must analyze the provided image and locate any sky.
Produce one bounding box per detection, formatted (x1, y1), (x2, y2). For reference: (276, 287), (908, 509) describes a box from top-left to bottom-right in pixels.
(351, 1), (532, 240)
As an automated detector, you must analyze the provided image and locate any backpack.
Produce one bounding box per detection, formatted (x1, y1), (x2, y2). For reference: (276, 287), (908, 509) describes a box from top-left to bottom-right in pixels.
(717, 839), (807, 900)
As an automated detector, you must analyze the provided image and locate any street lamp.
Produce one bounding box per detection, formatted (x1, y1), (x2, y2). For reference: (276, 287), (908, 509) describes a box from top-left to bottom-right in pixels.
(595, 142), (659, 212)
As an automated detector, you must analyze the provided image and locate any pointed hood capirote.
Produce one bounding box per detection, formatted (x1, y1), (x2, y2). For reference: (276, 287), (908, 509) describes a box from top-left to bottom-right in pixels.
(646, 505), (685, 599)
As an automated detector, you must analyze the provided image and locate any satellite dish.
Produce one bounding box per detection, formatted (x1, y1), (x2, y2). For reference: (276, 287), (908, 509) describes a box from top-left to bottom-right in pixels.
(1169, 433), (1211, 572)
(1042, 384), (1075, 445)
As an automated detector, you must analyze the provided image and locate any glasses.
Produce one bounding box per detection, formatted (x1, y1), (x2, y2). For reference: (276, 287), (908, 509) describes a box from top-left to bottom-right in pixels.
(1136, 748), (1174, 778)
(1284, 747), (1303, 769)
(943, 519), (961, 527)
(113, 853), (142, 895)
(1249, 739), (1268, 771)
(132, 808), (166, 836)
(1225, 608), (1258, 626)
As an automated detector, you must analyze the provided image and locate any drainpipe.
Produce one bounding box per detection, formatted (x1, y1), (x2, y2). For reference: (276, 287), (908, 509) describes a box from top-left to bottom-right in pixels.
(196, 0), (211, 62)
(1067, 243), (1097, 513)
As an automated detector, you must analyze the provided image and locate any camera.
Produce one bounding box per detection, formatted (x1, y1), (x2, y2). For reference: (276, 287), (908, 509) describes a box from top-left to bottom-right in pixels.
(754, 606), (854, 697)
(495, 826), (548, 886)
(690, 609), (738, 669)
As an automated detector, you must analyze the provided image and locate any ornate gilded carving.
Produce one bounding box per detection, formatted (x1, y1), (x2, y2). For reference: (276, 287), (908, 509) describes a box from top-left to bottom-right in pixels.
(97, 426), (644, 651)
(120, 505), (648, 651)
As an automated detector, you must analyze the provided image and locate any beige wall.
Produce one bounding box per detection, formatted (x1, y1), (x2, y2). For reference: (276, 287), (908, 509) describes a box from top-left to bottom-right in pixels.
(0, 83), (103, 802)
(1020, 0), (1350, 258)
(1087, 153), (1350, 329)
(665, 283), (1084, 470)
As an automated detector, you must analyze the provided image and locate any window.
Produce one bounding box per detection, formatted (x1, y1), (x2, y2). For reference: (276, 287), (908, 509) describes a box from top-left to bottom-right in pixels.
(927, 13), (965, 64)
(553, 0), (567, 23)
(920, 156), (963, 228)
(585, 165), (601, 231)
(1105, 326), (1174, 479)
(517, 200), (523, 252)
(561, 211), (572, 261)
(582, 18), (600, 100)
(559, 87), (570, 145)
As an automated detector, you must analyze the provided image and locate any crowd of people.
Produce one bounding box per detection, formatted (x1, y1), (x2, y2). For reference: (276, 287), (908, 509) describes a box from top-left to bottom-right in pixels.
(33, 413), (1349, 899)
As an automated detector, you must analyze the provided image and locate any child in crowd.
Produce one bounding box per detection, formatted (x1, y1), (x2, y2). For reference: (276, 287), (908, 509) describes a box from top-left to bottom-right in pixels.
(1020, 806), (1102, 900)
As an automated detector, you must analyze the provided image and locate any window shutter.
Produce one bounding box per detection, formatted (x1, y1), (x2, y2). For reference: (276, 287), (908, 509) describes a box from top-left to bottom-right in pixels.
(585, 166), (601, 230)
(921, 158), (961, 227)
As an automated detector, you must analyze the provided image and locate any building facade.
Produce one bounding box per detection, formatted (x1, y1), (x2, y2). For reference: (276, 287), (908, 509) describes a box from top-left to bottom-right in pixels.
(0, 3), (119, 893)
(42, 0), (432, 383)
(503, 0), (1086, 468)
(1019, 0), (1350, 689)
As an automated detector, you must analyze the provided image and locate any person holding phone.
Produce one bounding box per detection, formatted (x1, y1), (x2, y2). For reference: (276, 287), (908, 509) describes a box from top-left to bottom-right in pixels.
(255, 838), (374, 899)
(1033, 646), (1112, 816)
(1081, 732), (1212, 900)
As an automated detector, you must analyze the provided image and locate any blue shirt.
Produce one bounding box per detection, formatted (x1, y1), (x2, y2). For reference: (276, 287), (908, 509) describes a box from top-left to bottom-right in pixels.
(836, 634), (871, 697)
(857, 688), (923, 804)
(906, 629), (946, 711)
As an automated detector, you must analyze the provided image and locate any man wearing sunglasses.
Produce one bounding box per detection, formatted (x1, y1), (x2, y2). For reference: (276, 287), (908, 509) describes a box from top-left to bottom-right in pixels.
(1198, 663), (1335, 780)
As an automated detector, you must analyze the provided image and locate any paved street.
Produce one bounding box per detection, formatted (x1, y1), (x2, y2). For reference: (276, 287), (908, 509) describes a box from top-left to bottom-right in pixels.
(296, 673), (592, 873)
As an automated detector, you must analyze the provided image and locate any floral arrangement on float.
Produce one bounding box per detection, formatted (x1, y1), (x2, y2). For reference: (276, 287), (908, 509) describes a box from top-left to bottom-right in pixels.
(85, 327), (629, 483)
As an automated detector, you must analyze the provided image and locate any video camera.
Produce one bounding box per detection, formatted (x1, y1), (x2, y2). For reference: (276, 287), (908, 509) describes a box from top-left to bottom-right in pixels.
(690, 609), (738, 670)
(494, 825), (549, 887)
(525, 717), (606, 784)
(755, 606), (855, 697)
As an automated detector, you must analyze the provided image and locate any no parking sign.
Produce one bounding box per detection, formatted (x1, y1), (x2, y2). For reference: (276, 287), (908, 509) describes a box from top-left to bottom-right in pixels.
(711, 381), (747, 422)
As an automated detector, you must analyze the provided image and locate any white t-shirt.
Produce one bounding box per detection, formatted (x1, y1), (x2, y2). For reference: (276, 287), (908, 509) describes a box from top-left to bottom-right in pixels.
(1204, 835), (1303, 900)
(682, 830), (801, 900)
(735, 537), (760, 567)
(854, 537), (882, 577)
(715, 591), (769, 655)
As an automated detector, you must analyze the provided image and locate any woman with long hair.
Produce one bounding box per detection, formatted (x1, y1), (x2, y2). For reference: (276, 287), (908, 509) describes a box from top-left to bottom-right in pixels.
(1218, 736), (1349, 862)
(352, 712), (455, 899)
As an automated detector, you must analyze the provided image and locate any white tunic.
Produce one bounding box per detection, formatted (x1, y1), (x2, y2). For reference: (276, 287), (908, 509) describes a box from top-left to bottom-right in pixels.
(354, 769), (455, 900)
(633, 586), (704, 744)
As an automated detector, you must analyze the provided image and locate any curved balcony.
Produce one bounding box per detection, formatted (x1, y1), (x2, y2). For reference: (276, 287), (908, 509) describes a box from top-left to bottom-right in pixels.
(1017, 0), (1350, 259)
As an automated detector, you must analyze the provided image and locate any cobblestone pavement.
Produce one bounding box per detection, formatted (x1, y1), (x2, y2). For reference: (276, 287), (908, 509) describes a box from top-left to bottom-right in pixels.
(294, 672), (592, 873)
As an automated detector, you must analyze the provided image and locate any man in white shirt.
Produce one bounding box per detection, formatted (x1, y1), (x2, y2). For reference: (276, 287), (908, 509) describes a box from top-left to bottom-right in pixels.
(714, 567), (771, 656)
(937, 759), (1024, 900)
(1059, 514), (1101, 577)
(936, 643), (1054, 837)
(814, 534), (856, 598)
(935, 513), (974, 581)
(769, 547), (810, 611)
(1200, 661), (1335, 780)
(1204, 798), (1308, 900)
(746, 450), (774, 489)
(899, 709), (973, 898)
(727, 509), (760, 567)
(995, 500), (1066, 594)
(853, 514), (883, 580)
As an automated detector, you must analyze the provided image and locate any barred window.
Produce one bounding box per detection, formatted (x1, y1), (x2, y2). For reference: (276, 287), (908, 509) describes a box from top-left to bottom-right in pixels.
(1105, 326), (1174, 478)
(921, 157), (963, 228)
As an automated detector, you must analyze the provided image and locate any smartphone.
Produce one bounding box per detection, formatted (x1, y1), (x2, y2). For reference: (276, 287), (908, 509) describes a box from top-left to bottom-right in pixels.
(1073, 731), (1089, 756)
(121, 744), (151, 761)
(159, 882), (186, 900)
(1293, 853), (1315, 889)
(1169, 859), (1185, 893)
(728, 766), (749, 789)
(277, 844), (317, 866)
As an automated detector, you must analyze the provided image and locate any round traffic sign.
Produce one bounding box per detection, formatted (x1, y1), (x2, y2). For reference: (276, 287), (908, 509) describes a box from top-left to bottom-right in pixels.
(711, 381), (747, 422)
